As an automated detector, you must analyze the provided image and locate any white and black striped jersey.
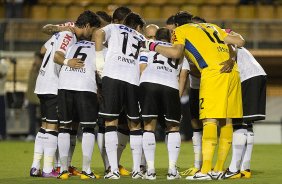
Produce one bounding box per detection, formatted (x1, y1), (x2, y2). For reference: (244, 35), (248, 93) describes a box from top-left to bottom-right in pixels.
(139, 41), (189, 90)
(101, 24), (145, 86)
(35, 31), (77, 95)
(237, 47), (266, 82)
(58, 40), (98, 93)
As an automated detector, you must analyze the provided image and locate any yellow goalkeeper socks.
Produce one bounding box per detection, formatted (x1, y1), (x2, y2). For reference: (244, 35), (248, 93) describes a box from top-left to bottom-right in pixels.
(214, 123), (233, 172)
(201, 122), (217, 174)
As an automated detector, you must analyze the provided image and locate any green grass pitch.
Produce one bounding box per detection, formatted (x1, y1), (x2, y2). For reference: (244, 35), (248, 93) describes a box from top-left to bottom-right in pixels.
(0, 141), (281, 184)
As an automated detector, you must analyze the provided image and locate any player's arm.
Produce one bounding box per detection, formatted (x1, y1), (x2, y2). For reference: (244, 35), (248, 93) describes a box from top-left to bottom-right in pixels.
(144, 28), (185, 59)
(42, 24), (74, 35)
(179, 57), (190, 97)
(139, 52), (148, 75)
(94, 28), (106, 75)
(179, 69), (188, 97)
(219, 44), (237, 73)
(140, 64), (147, 75)
(153, 44), (184, 59)
(54, 51), (83, 68)
(224, 33), (245, 47)
(40, 44), (47, 55)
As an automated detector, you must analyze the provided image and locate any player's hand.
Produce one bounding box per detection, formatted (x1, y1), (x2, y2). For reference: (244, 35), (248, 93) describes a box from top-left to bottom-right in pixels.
(219, 58), (235, 73)
(141, 39), (159, 52)
(67, 58), (84, 68)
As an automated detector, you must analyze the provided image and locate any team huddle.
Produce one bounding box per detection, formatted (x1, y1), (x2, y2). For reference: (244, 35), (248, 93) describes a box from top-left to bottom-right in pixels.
(29, 6), (267, 181)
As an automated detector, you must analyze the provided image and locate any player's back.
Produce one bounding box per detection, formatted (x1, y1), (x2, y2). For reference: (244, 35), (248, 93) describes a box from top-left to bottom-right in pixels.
(140, 41), (183, 90)
(102, 24), (145, 85)
(174, 23), (230, 71)
(35, 31), (77, 95)
(59, 40), (97, 93)
(237, 47), (266, 82)
(35, 35), (59, 95)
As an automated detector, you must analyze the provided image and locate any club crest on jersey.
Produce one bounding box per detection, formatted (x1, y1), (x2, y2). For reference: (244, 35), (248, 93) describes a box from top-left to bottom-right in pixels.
(60, 34), (73, 51)
(171, 31), (178, 43)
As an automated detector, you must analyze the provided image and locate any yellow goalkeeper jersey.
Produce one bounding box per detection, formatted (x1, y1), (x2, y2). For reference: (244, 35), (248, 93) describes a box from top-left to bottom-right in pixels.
(172, 23), (232, 71)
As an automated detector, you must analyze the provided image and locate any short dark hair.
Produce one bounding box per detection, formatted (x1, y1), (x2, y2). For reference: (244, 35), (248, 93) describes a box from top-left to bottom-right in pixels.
(156, 28), (171, 43)
(124, 12), (146, 30)
(96, 11), (112, 23)
(166, 15), (175, 25)
(75, 10), (101, 28)
(192, 16), (207, 23)
(113, 6), (132, 23)
(174, 11), (193, 27)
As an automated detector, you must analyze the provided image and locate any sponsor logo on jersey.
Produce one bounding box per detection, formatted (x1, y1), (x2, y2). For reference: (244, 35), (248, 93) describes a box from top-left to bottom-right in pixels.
(119, 25), (133, 33)
(60, 34), (73, 51)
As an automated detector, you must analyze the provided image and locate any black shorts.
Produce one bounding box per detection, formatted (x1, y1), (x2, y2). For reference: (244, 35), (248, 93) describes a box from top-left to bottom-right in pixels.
(241, 75), (266, 121)
(189, 88), (199, 120)
(37, 94), (58, 124)
(99, 77), (140, 122)
(97, 109), (128, 128)
(58, 89), (98, 125)
(139, 82), (181, 124)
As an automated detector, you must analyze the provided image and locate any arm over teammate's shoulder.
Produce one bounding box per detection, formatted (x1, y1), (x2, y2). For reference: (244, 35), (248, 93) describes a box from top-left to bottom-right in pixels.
(222, 28), (245, 47)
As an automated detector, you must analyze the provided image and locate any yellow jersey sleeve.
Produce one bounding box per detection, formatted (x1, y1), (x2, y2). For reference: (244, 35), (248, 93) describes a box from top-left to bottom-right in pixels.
(211, 24), (228, 40)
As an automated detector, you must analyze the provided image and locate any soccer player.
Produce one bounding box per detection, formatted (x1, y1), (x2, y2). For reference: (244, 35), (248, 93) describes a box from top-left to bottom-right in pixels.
(31, 15), (85, 177)
(139, 27), (190, 180)
(222, 43), (266, 179)
(95, 12), (146, 179)
(55, 11), (101, 179)
(140, 23), (159, 173)
(41, 11), (114, 175)
(95, 7), (132, 177)
(179, 16), (207, 177)
(142, 11), (245, 180)
(57, 38), (100, 179)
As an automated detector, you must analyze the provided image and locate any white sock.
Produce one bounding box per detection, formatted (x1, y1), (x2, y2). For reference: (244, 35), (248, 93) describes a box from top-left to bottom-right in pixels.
(82, 132), (95, 174)
(117, 131), (129, 165)
(229, 129), (247, 172)
(130, 132), (143, 172)
(54, 148), (60, 168)
(58, 132), (70, 172)
(43, 131), (58, 173)
(97, 132), (110, 170)
(192, 131), (202, 169)
(142, 132), (155, 171)
(167, 132), (181, 173)
(105, 130), (118, 172)
(140, 150), (146, 167)
(240, 131), (254, 171)
(68, 134), (77, 167)
(31, 131), (45, 169)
